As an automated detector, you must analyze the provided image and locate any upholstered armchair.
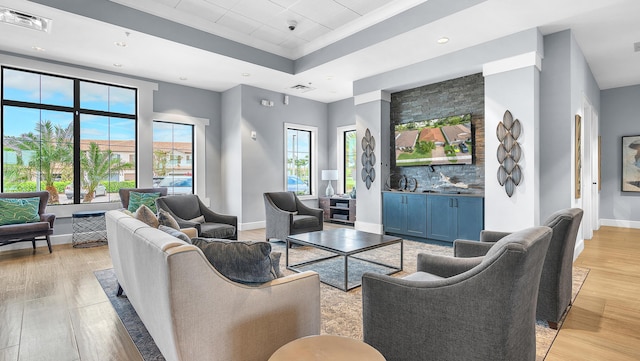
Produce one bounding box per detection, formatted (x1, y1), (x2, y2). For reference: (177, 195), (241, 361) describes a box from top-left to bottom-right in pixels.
(0, 191), (55, 253)
(263, 192), (323, 242)
(119, 187), (168, 210)
(155, 194), (237, 240)
(362, 226), (552, 361)
(454, 208), (583, 328)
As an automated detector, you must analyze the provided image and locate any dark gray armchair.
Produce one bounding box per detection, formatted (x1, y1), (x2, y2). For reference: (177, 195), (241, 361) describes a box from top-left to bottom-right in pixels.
(0, 191), (55, 253)
(454, 208), (583, 328)
(263, 192), (323, 242)
(362, 226), (552, 361)
(155, 194), (237, 240)
(118, 187), (168, 209)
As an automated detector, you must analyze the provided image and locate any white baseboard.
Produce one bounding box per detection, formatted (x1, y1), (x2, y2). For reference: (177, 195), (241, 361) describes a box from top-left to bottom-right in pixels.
(600, 219), (640, 229)
(239, 221), (265, 231)
(0, 234), (72, 252)
(354, 221), (383, 234)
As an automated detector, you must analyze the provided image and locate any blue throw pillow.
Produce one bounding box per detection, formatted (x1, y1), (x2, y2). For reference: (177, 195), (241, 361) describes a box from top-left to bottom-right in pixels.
(128, 192), (160, 213)
(0, 197), (41, 226)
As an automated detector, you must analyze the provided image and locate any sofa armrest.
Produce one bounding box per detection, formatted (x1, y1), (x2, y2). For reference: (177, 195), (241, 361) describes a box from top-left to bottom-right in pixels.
(453, 239), (493, 257)
(416, 252), (483, 278)
(180, 227), (198, 239)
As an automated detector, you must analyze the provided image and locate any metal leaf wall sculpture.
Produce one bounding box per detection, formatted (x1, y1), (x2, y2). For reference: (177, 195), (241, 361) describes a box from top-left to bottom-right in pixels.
(361, 128), (376, 189)
(497, 110), (522, 197)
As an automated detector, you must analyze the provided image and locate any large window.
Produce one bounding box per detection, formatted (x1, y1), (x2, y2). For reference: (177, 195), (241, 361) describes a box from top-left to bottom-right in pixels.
(285, 124), (317, 197)
(1, 67), (137, 204)
(344, 129), (357, 193)
(153, 121), (194, 195)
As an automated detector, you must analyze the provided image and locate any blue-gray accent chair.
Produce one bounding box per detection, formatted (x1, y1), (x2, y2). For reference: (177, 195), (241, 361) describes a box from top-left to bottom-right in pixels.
(362, 226), (552, 361)
(155, 194), (237, 240)
(454, 208), (583, 328)
(263, 192), (323, 242)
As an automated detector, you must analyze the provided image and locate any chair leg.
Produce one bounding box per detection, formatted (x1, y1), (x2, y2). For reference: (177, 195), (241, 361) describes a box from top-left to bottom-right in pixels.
(547, 321), (559, 330)
(32, 239), (36, 249)
(116, 283), (126, 297)
(46, 235), (52, 253)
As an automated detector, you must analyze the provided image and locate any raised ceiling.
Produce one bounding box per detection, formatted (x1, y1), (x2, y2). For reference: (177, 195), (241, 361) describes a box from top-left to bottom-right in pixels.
(1, 0), (639, 103)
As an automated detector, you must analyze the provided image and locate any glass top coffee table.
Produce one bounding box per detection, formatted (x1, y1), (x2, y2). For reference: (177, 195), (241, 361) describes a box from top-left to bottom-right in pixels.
(286, 228), (403, 291)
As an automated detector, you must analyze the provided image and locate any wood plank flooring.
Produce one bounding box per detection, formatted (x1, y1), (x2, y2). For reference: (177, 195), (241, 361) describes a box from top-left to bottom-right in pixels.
(0, 225), (638, 360)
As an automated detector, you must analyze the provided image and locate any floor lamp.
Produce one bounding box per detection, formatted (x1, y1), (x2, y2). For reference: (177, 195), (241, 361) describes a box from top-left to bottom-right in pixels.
(322, 170), (338, 197)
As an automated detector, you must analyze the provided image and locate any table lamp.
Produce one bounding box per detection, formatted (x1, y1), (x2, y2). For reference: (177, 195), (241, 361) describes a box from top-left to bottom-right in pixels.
(322, 170), (338, 197)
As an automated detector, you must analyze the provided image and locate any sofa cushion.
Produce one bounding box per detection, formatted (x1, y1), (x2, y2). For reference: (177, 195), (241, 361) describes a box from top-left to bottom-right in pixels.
(292, 214), (320, 229)
(0, 197), (41, 226)
(158, 209), (180, 230)
(199, 223), (236, 239)
(159, 224), (191, 243)
(135, 205), (159, 228)
(192, 238), (282, 284)
(128, 192), (161, 213)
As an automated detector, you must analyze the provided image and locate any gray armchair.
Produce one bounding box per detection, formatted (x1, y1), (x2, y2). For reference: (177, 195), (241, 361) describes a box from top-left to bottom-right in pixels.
(155, 194), (237, 240)
(0, 191), (55, 253)
(263, 192), (323, 242)
(454, 208), (583, 328)
(362, 226), (552, 361)
(118, 187), (167, 209)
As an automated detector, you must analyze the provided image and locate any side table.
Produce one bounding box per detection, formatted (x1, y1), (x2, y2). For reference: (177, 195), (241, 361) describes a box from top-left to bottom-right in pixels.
(72, 210), (108, 248)
(268, 335), (386, 361)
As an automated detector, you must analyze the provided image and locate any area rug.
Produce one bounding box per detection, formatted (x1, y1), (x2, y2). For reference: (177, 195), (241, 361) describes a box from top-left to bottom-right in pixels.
(95, 239), (589, 361)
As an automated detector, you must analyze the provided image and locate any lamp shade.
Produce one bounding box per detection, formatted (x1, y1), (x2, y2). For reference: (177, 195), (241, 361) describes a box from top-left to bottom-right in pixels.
(322, 170), (338, 181)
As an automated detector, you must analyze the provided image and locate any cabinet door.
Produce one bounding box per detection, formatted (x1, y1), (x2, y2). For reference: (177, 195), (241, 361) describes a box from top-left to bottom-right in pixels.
(454, 197), (484, 240)
(383, 193), (405, 234)
(426, 196), (453, 241)
(404, 193), (427, 237)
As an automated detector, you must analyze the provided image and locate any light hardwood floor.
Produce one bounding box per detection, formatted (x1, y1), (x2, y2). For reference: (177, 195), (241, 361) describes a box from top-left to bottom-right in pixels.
(0, 225), (638, 361)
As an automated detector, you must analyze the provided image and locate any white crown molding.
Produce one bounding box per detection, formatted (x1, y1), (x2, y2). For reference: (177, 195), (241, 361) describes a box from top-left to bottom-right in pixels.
(482, 51), (543, 76)
(354, 90), (391, 105)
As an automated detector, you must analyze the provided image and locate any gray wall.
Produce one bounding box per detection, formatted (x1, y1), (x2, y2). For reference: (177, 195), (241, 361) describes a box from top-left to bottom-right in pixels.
(327, 98), (357, 170)
(600, 85), (640, 222)
(390, 73), (485, 193)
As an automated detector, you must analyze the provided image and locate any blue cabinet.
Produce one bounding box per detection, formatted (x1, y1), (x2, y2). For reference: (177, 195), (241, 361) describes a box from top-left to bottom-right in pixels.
(382, 192), (484, 243)
(382, 192), (427, 238)
(426, 195), (484, 242)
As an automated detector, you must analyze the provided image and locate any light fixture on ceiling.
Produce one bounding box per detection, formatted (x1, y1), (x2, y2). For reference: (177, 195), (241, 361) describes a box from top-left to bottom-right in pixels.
(113, 63), (123, 68)
(0, 7), (51, 33)
(437, 37), (449, 44)
(242, 73), (251, 77)
(114, 41), (127, 47)
(179, 76), (188, 81)
(31, 46), (45, 52)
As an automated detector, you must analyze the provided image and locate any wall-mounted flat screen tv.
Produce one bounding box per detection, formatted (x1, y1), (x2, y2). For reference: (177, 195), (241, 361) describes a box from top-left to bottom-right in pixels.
(394, 114), (472, 166)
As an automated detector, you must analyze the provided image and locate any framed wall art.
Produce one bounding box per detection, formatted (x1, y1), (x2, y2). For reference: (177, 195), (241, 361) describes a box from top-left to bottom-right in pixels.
(622, 135), (640, 192)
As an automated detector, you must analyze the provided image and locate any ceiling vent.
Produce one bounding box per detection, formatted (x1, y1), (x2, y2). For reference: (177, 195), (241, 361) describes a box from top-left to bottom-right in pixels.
(289, 84), (316, 93)
(635, 42), (640, 52)
(0, 8), (52, 33)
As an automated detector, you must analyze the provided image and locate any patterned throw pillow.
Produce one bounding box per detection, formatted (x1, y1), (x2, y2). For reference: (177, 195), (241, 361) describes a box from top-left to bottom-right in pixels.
(0, 197), (41, 226)
(135, 204), (159, 228)
(158, 225), (191, 243)
(158, 209), (180, 230)
(128, 192), (161, 213)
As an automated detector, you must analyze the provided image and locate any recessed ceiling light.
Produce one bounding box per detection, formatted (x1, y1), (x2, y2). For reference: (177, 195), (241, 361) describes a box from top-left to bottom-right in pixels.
(113, 63), (123, 68)
(179, 77), (187, 81)
(114, 41), (127, 47)
(242, 73), (251, 77)
(437, 37), (449, 44)
(31, 46), (45, 52)
(326, 76), (334, 81)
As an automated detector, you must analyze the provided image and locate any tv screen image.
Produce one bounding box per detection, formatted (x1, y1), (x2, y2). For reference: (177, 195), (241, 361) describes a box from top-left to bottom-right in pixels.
(394, 114), (472, 166)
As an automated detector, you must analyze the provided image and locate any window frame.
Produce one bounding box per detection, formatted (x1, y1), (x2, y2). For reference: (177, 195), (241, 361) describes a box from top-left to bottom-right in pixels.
(152, 119), (195, 196)
(1, 66), (138, 205)
(337, 125), (356, 195)
(284, 123), (317, 200)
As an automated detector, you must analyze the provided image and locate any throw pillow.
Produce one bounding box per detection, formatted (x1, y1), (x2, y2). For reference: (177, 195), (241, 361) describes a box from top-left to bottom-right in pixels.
(192, 238), (282, 284)
(158, 209), (180, 230)
(159, 224), (191, 243)
(188, 215), (205, 223)
(128, 192), (161, 213)
(0, 197), (41, 226)
(135, 204), (159, 228)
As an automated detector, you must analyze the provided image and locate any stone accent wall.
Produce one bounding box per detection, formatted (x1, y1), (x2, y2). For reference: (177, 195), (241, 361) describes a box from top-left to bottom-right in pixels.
(389, 73), (485, 194)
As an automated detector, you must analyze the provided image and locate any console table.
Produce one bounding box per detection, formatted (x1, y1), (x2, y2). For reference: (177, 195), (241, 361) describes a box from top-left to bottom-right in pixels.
(319, 196), (355, 225)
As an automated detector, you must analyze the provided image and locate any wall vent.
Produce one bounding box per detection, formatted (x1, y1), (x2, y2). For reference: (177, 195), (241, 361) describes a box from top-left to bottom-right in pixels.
(289, 84), (316, 93)
(0, 8), (52, 33)
(635, 42), (640, 52)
